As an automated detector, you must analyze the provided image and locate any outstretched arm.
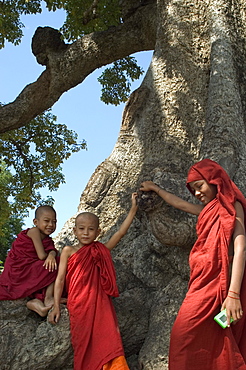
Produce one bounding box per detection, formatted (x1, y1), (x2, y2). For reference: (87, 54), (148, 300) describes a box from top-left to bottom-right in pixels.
(221, 201), (246, 326)
(105, 193), (138, 251)
(48, 246), (71, 324)
(140, 181), (202, 216)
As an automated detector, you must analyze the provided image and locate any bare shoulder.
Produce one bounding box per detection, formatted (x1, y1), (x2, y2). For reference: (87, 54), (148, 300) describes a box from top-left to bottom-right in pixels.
(104, 241), (112, 250)
(61, 244), (81, 257)
(61, 245), (74, 258)
(27, 227), (40, 237)
(235, 201), (245, 218)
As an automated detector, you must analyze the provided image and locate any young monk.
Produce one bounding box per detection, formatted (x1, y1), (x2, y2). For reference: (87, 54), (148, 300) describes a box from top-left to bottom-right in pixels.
(0, 205), (59, 316)
(48, 193), (138, 370)
(140, 159), (246, 370)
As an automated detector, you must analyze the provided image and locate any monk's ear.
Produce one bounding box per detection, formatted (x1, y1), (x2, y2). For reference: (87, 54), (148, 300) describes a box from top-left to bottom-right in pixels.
(73, 227), (77, 236)
(33, 218), (38, 226)
(96, 228), (101, 238)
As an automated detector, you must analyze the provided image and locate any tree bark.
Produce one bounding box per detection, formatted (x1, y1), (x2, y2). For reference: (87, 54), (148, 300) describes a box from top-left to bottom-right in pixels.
(56, 0), (246, 368)
(0, 2), (156, 133)
(2, 0), (246, 369)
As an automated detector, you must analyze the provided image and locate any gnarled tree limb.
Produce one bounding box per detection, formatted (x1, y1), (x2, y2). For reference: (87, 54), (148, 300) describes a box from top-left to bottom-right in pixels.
(0, 2), (157, 133)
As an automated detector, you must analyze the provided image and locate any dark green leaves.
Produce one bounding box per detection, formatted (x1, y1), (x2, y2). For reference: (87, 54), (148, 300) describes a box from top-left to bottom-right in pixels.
(98, 56), (144, 105)
(0, 0), (42, 48)
(0, 0), (121, 47)
(1, 1), (145, 105)
(0, 110), (86, 213)
(0, 212), (24, 261)
(60, 0), (121, 41)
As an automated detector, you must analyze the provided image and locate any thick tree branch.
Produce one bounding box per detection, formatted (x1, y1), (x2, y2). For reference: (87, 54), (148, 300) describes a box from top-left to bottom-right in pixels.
(0, 2), (156, 133)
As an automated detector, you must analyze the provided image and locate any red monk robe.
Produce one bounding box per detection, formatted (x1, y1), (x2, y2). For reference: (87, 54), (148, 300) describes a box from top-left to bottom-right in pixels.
(0, 229), (59, 301)
(66, 241), (125, 370)
(169, 159), (246, 370)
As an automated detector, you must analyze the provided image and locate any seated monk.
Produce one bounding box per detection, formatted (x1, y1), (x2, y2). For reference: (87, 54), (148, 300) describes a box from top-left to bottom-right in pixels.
(0, 205), (60, 317)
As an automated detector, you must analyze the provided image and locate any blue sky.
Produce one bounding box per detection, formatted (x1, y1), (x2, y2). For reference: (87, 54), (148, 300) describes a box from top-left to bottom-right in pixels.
(0, 5), (152, 236)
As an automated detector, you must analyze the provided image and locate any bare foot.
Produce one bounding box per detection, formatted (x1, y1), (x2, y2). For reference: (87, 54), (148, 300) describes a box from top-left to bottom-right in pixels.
(26, 299), (52, 317)
(44, 297), (54, 307)
(44, 297), (67, 308)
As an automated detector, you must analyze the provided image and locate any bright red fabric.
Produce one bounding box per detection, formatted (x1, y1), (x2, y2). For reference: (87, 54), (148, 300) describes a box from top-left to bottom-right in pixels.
(169, 159), (246, 370)
(66, 241), (125, 370)
(0, 229), (58, 301)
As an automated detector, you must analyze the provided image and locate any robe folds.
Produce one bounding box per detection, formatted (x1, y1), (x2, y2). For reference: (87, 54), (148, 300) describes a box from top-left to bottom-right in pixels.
(0, 229), (59, 301)
(66, 241), (125, 370)
(169, 159), (246, 370)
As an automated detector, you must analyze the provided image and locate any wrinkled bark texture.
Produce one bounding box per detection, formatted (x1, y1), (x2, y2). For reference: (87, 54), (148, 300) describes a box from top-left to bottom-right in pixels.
(1, 0), (246, 369)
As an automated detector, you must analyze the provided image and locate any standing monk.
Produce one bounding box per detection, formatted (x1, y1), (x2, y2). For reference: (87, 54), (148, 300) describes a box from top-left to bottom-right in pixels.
(48, 193), (138, 370)
(140, 159), (246, 370)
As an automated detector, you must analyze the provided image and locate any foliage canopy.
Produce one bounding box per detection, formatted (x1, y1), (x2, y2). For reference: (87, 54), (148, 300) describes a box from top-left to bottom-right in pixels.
(0, 163), (25, 262)
(0, 110), (86, 215)
(0, 0), (144, 105)
(98, 56), (144, 105)
(0, 0), (145, 254)
(0, 0), (121, 48)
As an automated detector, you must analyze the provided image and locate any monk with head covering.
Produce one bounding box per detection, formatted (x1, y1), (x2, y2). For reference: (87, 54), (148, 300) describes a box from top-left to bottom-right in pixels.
(140, 159), (246, 370)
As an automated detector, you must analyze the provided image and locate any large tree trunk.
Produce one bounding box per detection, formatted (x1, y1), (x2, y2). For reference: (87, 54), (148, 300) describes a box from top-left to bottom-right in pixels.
(2, 0), (246, 369)
(56, 1), (246, 369)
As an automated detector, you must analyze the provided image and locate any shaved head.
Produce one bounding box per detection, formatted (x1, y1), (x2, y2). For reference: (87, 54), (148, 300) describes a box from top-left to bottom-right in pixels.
(35, 205), (56, 219)
(75, 212), (99, 228)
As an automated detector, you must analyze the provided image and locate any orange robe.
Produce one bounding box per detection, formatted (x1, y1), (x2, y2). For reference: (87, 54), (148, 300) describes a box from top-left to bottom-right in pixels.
(66, 241), (126, 370)
(103, 356), (129, 370)
(169, 159), (246, 370)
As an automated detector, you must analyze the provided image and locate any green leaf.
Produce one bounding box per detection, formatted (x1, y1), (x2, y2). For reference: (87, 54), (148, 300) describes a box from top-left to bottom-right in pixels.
(98, 56), (144, 105)
(0, 110), (86, 215)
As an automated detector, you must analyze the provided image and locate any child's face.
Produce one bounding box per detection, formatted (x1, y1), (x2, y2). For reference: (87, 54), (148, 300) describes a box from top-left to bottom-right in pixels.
(189, 179), (217, 205)
(33, 210), (57, 238)
(74, 215), (100, 246)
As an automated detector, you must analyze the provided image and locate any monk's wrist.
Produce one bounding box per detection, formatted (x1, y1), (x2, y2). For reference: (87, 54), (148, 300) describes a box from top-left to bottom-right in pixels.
(49, 251), (56, 257)
(153, 183), (161, 194)
(227, 290), (240, 300)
